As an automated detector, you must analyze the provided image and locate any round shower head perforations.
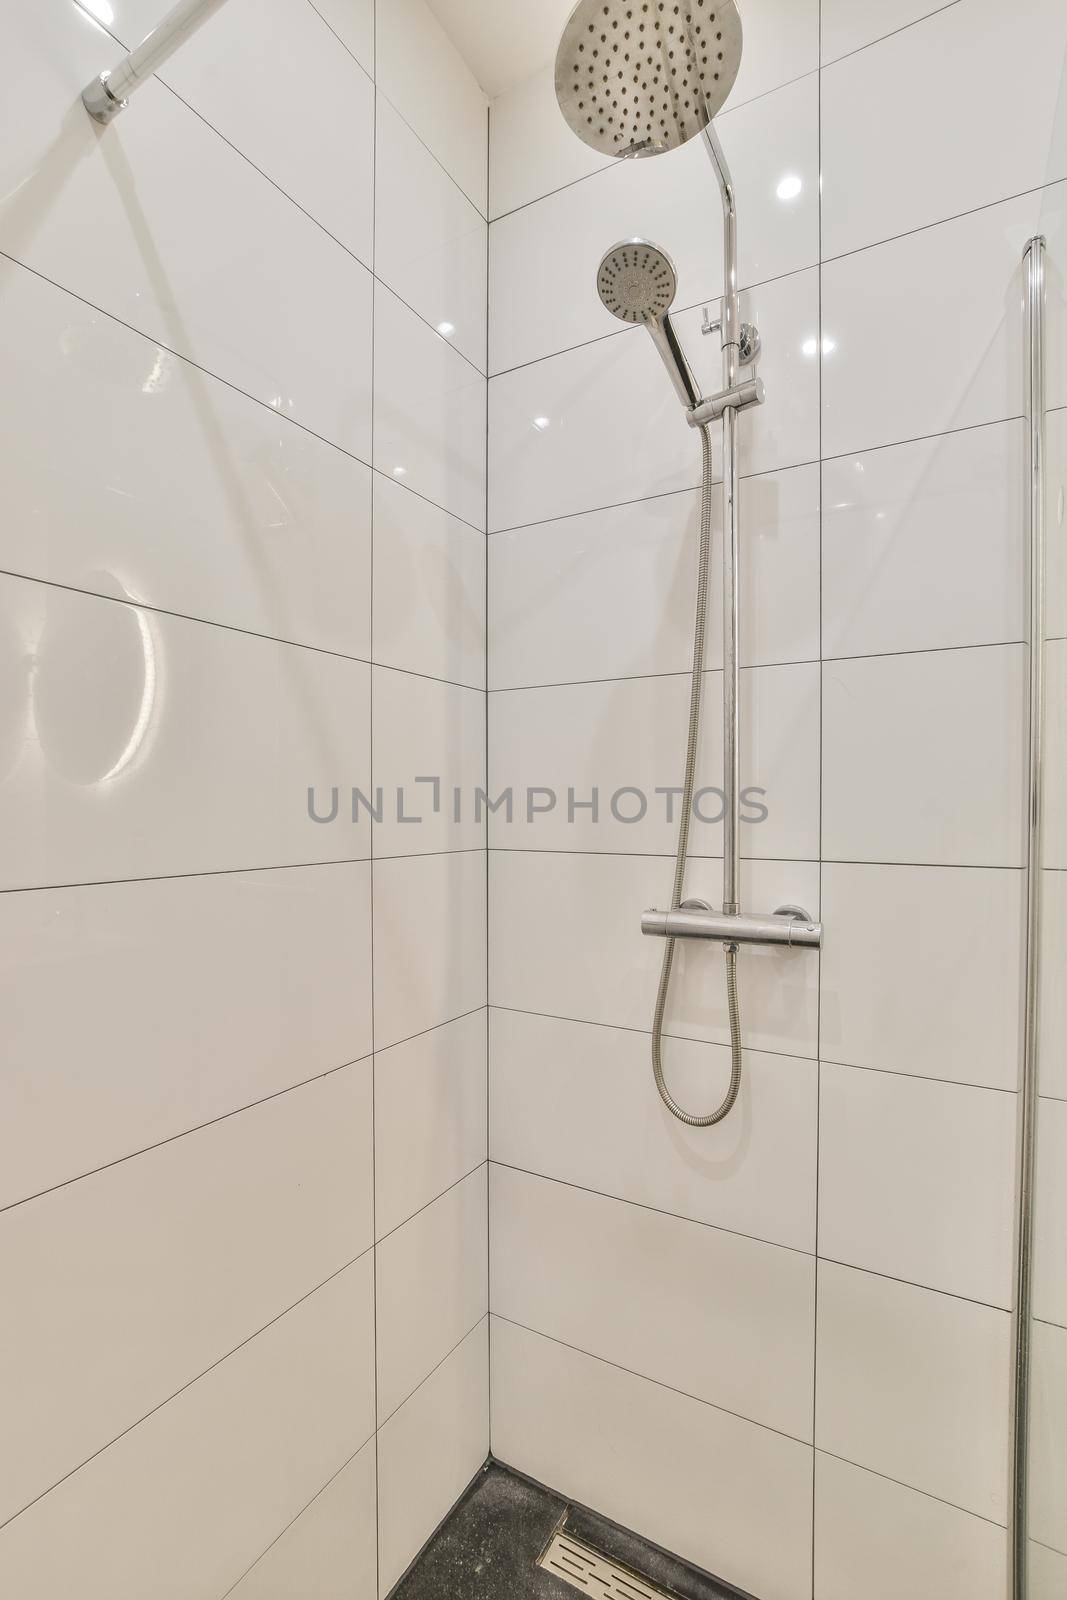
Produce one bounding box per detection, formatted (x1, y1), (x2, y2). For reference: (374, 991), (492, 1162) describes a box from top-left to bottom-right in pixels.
(597, 239), (678, 324)
(555, 0), (743, 159)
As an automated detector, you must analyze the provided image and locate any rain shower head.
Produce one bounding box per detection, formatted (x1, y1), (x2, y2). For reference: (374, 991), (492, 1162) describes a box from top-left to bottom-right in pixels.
(555, 0), (743, 160)
(597, 238), (699, 408)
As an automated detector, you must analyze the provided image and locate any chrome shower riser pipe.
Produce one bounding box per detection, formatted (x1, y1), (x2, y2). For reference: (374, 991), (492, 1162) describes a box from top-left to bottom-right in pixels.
(82, 0), (232, 123)
(1010, 232), (1047, 1600)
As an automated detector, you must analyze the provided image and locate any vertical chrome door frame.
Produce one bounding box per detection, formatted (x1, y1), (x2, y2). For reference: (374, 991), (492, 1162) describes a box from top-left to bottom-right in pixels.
(1011, 232), (1047, 1600)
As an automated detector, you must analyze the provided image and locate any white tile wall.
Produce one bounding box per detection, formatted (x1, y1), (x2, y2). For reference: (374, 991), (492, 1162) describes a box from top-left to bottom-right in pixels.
(489, 464), (821, 689)
(491, 1316), (814, 1600)
(377, 1320), (490, 1597)
(0, 862), (372, 1208)
(819, 863), (1025, 1091)
(0, 1256), (376, 1599)
(490, 1008), (818, 1253)
(819, 1062), (1017, 1306)
(1031, 1319), (1067, 1557)
(375, 1009), (487, 1239)
(375, 1164), (489, 1423)
(373, 667), (486, 856)
(822, 645), (1027, 868)
(814, 1453), (1007, 1600)
(0, 0), (489, 1587)
(491, 1165), (814, 1441)
(485, 0), (1067, 1586)
(226, 1442), (378, 1600)
(372, 472), (486, 690)
(821, 0), (1067, 257)
(816, 1261), (1011, 1521)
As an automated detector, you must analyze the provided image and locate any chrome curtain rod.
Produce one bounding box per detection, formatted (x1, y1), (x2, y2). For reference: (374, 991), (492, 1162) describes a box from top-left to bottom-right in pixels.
(82, 0), (231, 124)
(1010, 232), (1047, 1600)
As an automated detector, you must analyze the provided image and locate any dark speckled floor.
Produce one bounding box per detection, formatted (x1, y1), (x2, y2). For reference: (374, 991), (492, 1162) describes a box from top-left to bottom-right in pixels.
(390, 1462), (753, 1600)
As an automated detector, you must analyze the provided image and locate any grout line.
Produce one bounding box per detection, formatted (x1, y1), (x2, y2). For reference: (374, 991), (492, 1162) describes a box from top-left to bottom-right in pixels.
(373, 89), (489, 224)
(377, 1313), (489, 1432)
(219, 1433), (376, 1600)
(488, 260), (819, 381)
(0, 1051), (374, 1219)
(818, 1055), (1018, 1095)
(489, 846), (1024, 871)
(490, 1312), (814, 1451)
(487, 65), (822, 225)
(0, 1247), (376, 1536)
(305, 0), (374, 82)
(490, 1158), (813, 1261)
(487, 412), (1031, 538)
(813, 1447), (1009, 1533)
(818, 1), (964, 71)
(0, 248), (483, 542)
(490, 1000), (817, 1063)
(375, 1004), (489, 1061)
(0, 566), (477, 693)
(375, 1158), (487, 1249)
(488, 637), (1026, 696)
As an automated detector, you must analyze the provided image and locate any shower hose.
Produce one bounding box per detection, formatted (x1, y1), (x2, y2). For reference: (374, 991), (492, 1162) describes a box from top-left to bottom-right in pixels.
(651, 423), (742, 1127)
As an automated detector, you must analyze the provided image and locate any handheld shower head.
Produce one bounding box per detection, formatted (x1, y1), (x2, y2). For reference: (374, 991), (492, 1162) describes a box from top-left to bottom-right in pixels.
(555, 0), (743, 160)
(597, 239), (699, 409)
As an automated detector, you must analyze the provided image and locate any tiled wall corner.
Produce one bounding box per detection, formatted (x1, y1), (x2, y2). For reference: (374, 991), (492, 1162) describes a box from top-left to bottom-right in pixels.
(0, 0), (488, 1592)
(485, 2), (1067, 1596)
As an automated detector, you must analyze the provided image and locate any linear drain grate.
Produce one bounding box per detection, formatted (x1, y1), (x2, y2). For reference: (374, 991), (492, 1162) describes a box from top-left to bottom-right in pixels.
(538, 1531), (676, 1600)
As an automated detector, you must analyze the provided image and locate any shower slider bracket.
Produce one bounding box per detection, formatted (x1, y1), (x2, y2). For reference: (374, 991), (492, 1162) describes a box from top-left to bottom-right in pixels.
(686, 374), (765, 429)
(640, 901), (822, 948)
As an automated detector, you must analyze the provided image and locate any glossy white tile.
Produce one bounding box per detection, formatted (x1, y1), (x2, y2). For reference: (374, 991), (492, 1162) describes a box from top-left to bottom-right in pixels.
(372, 474), (486, 690)
(376, 95), (488, 372)
(0, 575), (371, 889)
(489, 464), (820, 688)
(0, 1255), (375, 1599)
(1035, 1096), (1067, 1329)
(816, 1261), (1011, 1521)
(724, 0), (819, 109)
(373, 849), (488, 1049)
(308, 0), (375, 77)
(1046, 640), (1067, 870)
(0, 258), (372, 659)
(820, 0), (964, 64)
(1031, 1538), (1067, 1600)
(489, 850), (820, 1059)
(490, 1317), (813, 1600)
(822, 186), (1067, 459)
(375, 284), (488, 531)
(820, 863), (1024, 1091)
(822, 0), (1067, 257)
(1040, 868), (1067, 1101)
(0, 862), (372, 1209)
(491, 1165), (814, 1441)
(814, 1453), (1007, 1600)
(112, 0), (375, 263)
(0, 1063), (373, 1526)
(822, 645), (1027, 868)
(1030, 1319), (1067, 1557)
(490, 1008), (818, 1253)
(226, 1441), (377, 1600)
(375, 0), (488, 213)
(372, 668), (486, 856)
(375, 1010), (487, 1240)
(822, 422), (1027, 659)
(377, 1320), (489, 1598)
(1048, 408), (1067, 643)
(376, 1165), (488, 1421)
(0, 1), (373, 459)
(488, 662), (820, 861)
(818, 1061), (1017, 1307)
(489, 269), (820, 531)
(489, 64), (612, 220)
(489, 74), (819, 373)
